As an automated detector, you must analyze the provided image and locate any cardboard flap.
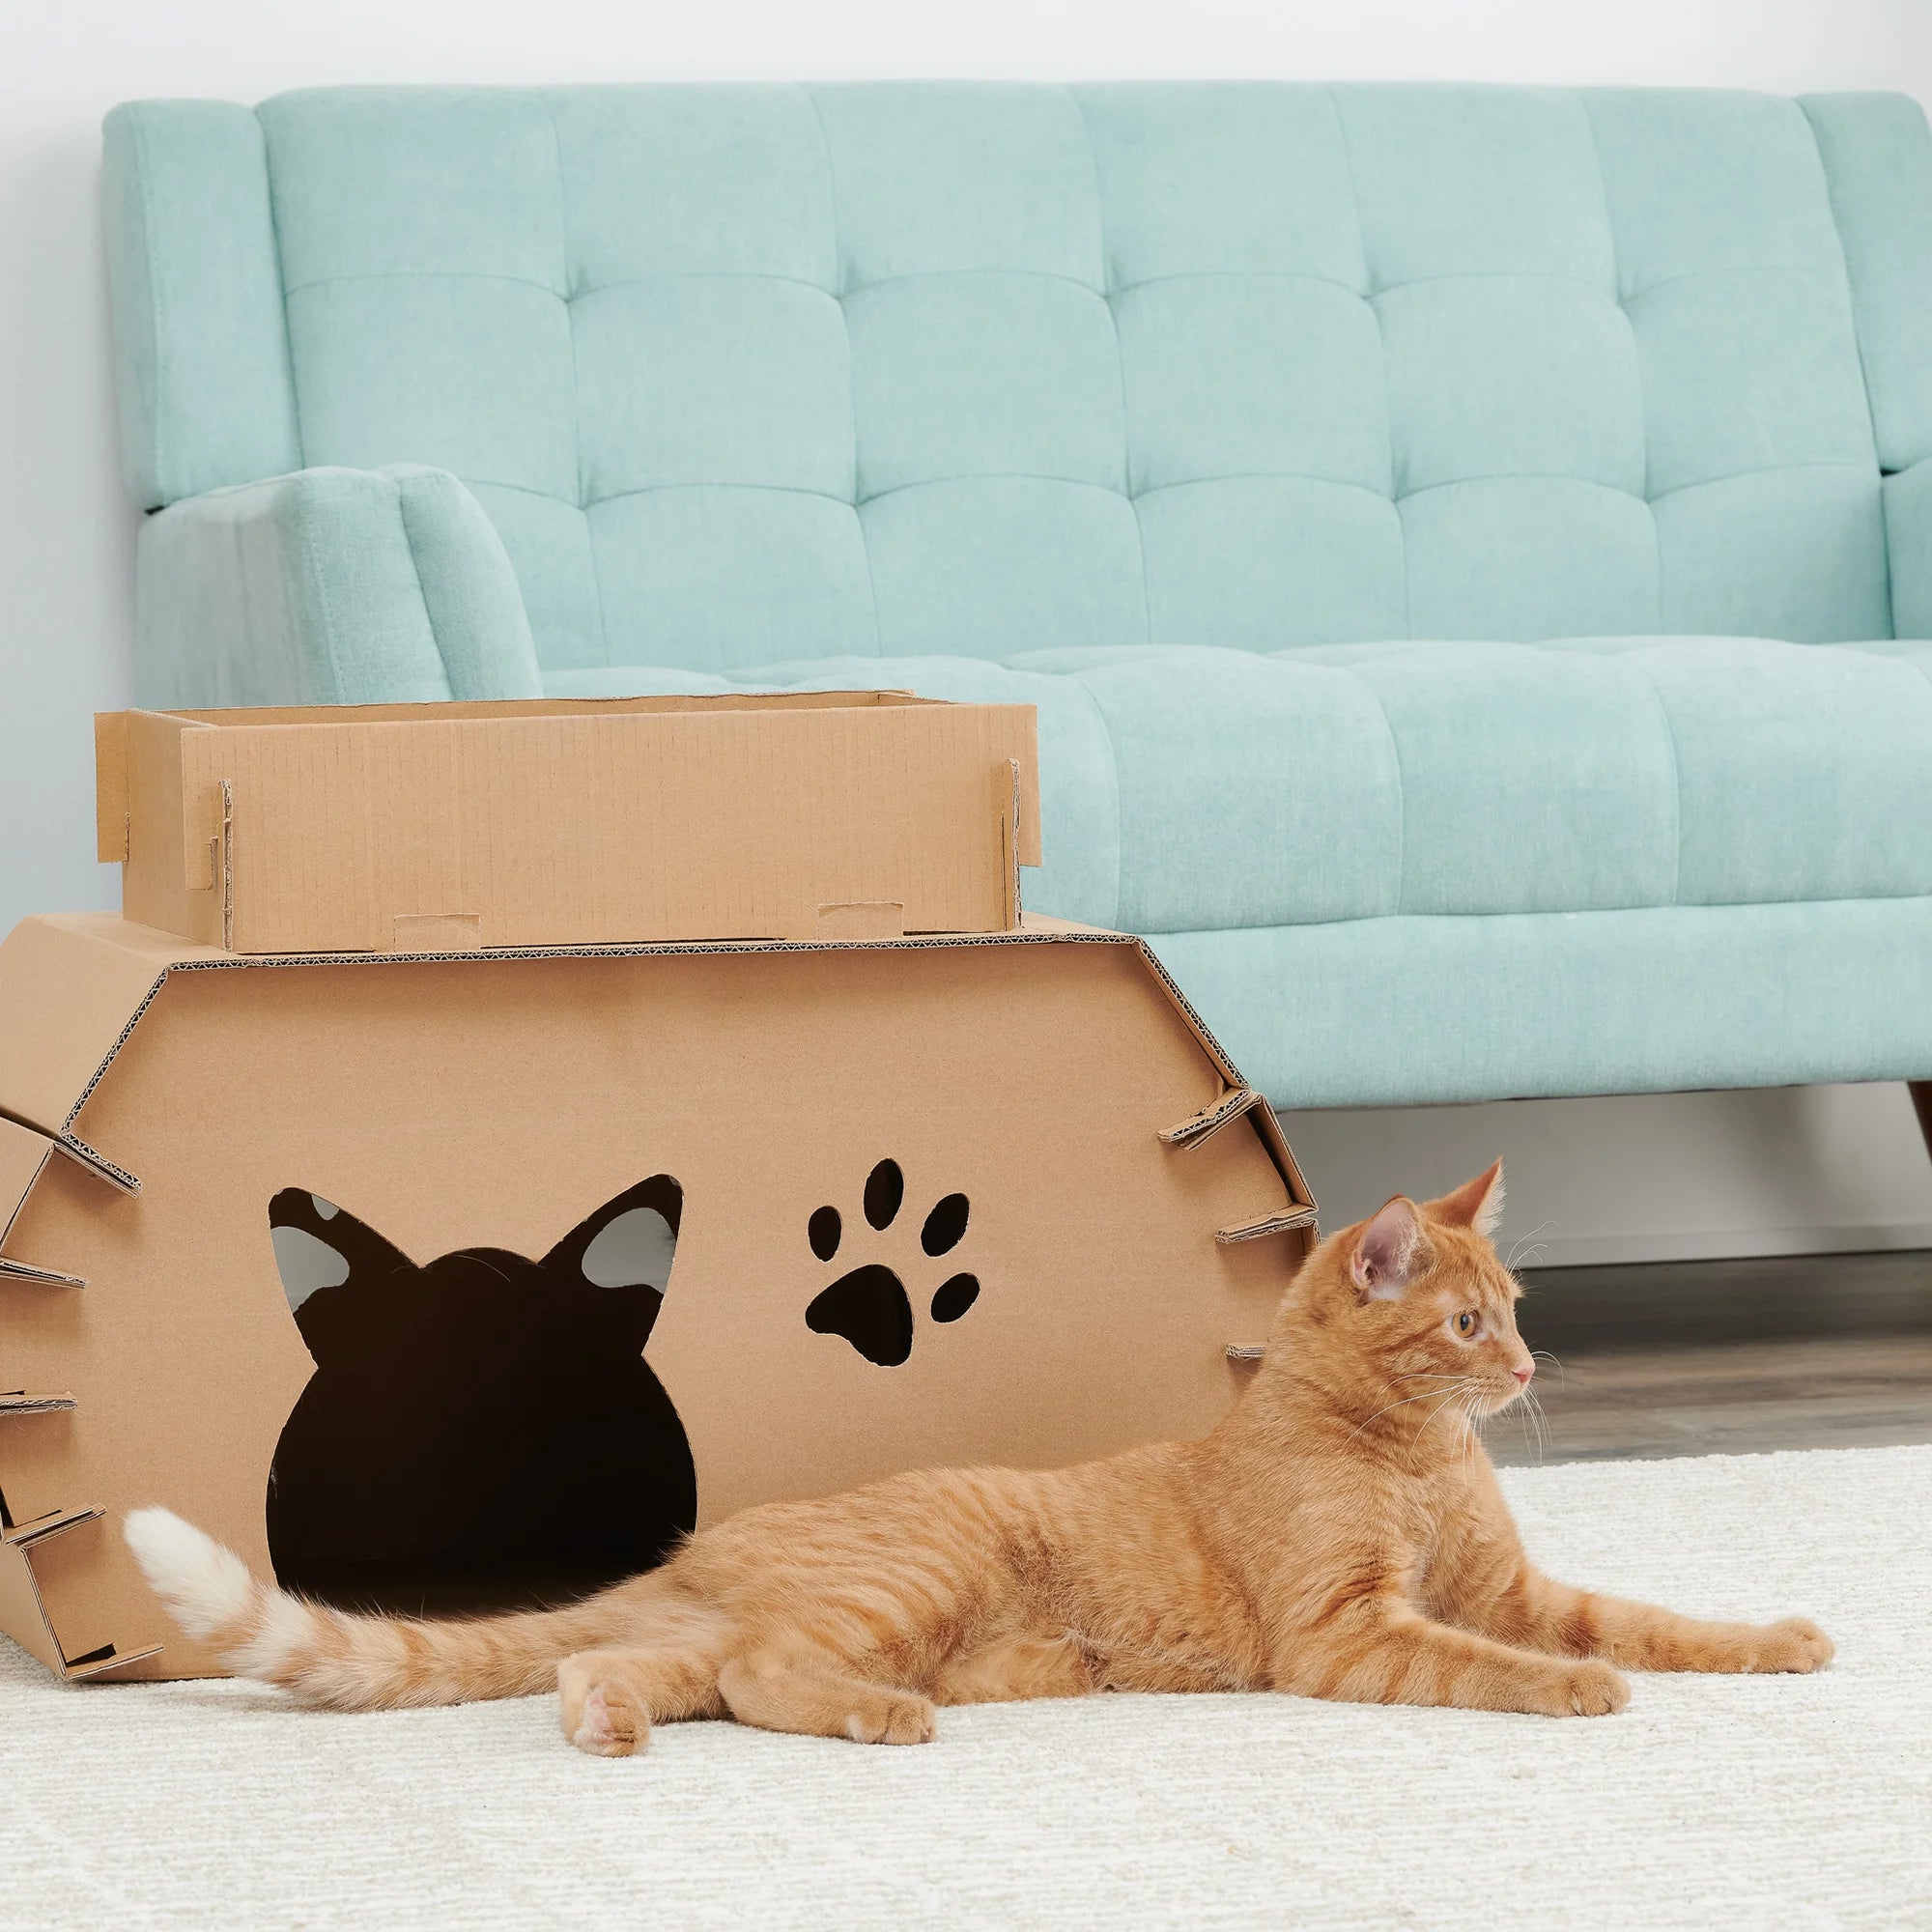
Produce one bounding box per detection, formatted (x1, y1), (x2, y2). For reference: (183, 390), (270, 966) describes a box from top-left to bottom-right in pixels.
(94, 713), (130, 863)
(0, 1392), (77, 1416)
(3, 1504), (102, 1548)
(0, 1258), (84, 1287)
(0, 1535), (62, 1674)
(1159, 1087), (1262, 1150)
(0, 1512), (162, 1680)
(1214, 1205), (1320, 1245)
(0, 1115), (57, 1244)
(0, 1121), (85, 1281)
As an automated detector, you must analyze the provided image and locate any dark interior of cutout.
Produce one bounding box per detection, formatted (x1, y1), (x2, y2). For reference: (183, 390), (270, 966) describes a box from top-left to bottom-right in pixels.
(921, 1193), (969, 1256)
(930, 1273), (980, 1322)
(864, 1158), (903, 1230)
(264, 1177), (694, 1618)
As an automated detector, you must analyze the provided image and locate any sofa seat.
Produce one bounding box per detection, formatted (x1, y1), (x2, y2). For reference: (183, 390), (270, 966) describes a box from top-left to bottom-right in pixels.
(543, 637), (1932, 936)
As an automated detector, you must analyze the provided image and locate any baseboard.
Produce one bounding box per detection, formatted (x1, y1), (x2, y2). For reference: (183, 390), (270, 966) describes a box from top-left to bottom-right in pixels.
(1524, 1222), (1932, 1269)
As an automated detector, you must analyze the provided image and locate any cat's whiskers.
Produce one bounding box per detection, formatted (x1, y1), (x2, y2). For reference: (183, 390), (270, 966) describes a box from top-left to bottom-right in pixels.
(1506, 1221), (1556, 1272)
(1346, 1384), (1472, 1444)
(1521, 1384), (1550, 1462)
(1416, 1381), (1482, 1452)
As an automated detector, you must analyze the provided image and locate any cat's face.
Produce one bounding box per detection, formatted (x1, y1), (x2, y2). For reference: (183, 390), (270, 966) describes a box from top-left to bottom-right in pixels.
(1288, 1160), (1537, 1425)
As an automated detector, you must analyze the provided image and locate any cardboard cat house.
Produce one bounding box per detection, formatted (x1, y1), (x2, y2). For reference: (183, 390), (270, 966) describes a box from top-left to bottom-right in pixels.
(0, 694), (1316, 1682)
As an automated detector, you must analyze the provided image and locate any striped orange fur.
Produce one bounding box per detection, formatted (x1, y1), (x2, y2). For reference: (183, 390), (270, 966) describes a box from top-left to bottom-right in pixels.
(126, 1161), (1833, 1753)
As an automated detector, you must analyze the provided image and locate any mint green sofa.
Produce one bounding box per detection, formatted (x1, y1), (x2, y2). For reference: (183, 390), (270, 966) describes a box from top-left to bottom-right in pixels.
(102, 84), (1932, 1109)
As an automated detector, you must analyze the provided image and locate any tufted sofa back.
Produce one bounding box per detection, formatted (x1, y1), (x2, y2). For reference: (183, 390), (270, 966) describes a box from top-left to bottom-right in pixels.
(105, 84), (1932, 669)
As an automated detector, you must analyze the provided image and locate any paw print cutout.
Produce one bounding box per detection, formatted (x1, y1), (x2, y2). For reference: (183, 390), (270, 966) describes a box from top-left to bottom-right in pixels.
(804, 1159), (979, 1367)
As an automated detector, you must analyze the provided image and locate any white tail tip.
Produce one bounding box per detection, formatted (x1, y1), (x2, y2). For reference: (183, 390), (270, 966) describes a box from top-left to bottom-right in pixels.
(123, 1506), (254, 1641)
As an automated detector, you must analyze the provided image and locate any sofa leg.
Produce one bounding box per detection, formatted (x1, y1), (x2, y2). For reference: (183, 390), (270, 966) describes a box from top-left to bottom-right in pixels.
(1910, 1083), (1932, 1160)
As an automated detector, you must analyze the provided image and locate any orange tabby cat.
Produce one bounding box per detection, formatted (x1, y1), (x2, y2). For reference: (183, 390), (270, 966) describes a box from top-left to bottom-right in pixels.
(126, 1161), (1832, 1753)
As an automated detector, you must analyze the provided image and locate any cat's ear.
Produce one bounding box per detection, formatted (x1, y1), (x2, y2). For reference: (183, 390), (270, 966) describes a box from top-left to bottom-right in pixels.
(1426, 1159), (1506, 1239)
(544, 1177), (682, 1325)
(269, 1189), (412, 1332)
(1350, 1197), (1425, 1300)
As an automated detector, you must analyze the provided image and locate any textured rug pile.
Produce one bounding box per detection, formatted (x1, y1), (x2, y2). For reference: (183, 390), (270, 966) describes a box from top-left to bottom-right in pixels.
(2, 1444), (1926, 1929)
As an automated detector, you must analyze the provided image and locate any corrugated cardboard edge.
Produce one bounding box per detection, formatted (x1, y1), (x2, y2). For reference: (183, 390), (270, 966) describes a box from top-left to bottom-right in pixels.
(0, 1510), (162, 1681)
(1123, 937), (1317, 1245)
(0, 911), (1317, 1237)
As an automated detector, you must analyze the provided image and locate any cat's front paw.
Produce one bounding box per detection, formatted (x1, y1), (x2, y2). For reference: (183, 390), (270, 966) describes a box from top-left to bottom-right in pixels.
(841, 1690), (938, 1745)
(1749, 1616), (1834, 1674)
(1551, 1659), (1630, 1717)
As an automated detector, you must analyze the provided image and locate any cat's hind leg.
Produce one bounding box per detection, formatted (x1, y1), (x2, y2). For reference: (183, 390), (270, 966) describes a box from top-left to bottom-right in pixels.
(932, 1631), (1096, 1707)
(717, 1642), (937, 1744)
(559, 1642), (727, 1757)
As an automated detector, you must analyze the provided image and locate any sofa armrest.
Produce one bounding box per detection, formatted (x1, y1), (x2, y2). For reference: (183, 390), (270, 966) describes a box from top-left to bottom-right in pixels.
(134, 464), (544, 707)
(1884, 459), (1932, 639)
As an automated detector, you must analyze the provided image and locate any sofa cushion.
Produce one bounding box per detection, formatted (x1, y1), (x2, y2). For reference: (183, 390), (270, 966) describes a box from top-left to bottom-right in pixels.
(110, 86), (1917, 671)
(545, 638), (1932, 932)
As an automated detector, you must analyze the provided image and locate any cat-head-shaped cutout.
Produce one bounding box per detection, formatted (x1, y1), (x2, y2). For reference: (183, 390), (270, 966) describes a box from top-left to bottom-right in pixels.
(269, 1178), (681, 1364)
(264, 1177), (693, 1618)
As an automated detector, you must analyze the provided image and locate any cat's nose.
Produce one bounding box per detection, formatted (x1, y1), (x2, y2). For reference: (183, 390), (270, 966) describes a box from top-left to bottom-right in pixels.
(1512, 1363), (1535, 1385)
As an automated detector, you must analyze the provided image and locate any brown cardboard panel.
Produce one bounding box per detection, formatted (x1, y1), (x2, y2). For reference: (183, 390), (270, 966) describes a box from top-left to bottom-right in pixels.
(0, 915), (204, 1147)
(0, 1115), (58, 1244)
(0, 915), (1313, 1679)
(0, 1536), (64, 1673)
(103, 695), (1044, 954)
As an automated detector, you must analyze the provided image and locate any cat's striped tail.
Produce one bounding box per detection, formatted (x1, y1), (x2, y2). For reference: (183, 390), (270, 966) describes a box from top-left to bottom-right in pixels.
(124, 1507), (612, 1709)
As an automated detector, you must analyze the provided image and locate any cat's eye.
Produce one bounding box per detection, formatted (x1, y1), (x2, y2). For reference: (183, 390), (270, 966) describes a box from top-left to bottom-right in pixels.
(1454, 1310), (1479, 1338)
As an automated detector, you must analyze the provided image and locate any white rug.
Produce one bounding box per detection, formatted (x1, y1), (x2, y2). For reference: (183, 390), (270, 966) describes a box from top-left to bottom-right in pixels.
(1, 1445), (1927, 1931)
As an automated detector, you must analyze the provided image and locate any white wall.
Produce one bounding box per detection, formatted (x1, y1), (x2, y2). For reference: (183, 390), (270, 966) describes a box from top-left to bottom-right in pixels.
(5, 0), (1932, 1264)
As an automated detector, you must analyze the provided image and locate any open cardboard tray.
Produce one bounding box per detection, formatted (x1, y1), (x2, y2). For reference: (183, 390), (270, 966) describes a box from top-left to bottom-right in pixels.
(95, 692), (1041, 953)
(0, 912), (1316, 1682)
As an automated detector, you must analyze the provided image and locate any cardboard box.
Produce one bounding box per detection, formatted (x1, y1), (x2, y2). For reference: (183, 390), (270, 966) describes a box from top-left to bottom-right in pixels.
(2, 691), (1314, 1682)
(94, 693), (1042, 953)
(0, 912), (1314, 1681)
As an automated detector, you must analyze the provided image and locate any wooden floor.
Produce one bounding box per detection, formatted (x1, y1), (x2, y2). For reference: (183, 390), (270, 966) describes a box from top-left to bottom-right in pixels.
(1487, 1248), (1932, 1465)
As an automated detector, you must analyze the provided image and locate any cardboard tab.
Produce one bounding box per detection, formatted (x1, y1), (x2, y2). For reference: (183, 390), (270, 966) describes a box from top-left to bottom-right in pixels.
(0, 1115), (57, 1237)
(5, 1505), (102, 1548)
(0, 1392), (76, 1415)
(1214, 1205), (1321, 1245)
(390, 914), (485, 952)
(1159, 1087), (1262, 1149)
(0, 1259), (84, 1287)
(100, 694), (1043, 953)
(1, 1116), (90, 1282)
(813, 902), (907, 942)
(94, 713), (130, 864)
